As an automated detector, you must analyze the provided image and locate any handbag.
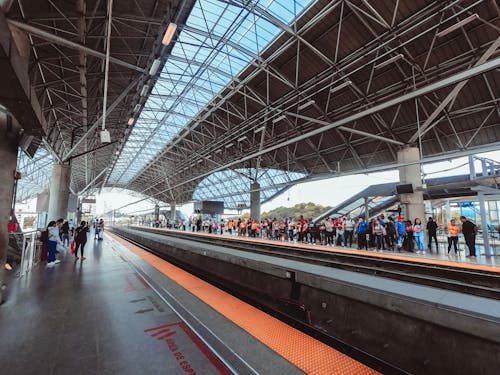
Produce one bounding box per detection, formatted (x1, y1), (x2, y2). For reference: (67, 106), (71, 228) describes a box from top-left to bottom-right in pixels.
(70, 241), (75, 254)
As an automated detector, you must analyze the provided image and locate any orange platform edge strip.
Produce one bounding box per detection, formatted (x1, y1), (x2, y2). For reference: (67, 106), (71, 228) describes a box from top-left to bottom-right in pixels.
(109, 232), (380, 375)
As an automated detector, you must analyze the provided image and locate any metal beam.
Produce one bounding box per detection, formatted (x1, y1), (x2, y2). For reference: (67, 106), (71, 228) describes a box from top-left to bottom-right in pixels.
(62, 78), (137, 161)
(7, 19), (145, 73)
(150, 58), (500, 197)
(79, 167), (109, 195)
(409, 36), (500, 143)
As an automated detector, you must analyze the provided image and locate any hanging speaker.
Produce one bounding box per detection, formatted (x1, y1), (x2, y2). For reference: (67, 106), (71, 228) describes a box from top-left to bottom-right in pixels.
(396, 184), (414, 194)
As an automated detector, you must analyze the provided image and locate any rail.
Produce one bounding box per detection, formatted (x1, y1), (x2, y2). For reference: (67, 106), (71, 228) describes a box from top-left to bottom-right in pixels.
(119, 225), (500, 300)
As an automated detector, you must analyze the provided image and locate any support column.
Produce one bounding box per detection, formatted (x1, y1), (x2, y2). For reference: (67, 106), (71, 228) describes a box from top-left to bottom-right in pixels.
(478, 193), (491, 256)
(250, 181), (261, 222)
(170, 202), (176, 222)
(397, 147), (425, 222)
(0, 110), (22, 303)
(468, 155), (476, 180)
(364, 197), (370, 221)
(75, 198), (82, 224)
(154, 203), (160, 222)
(47, 163), (71, 221)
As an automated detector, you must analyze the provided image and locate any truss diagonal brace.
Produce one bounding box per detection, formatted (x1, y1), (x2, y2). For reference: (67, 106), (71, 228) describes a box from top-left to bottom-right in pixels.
(408, 36), (500, 144)
(7, 19), (145, 73)
(62, 78), (137, 161)
(79, 167), (109, 196)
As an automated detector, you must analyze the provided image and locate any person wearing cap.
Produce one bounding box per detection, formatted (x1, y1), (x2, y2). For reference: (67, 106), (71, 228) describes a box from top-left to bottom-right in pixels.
(395, 216), (406, 251)
(427, 217), (438, 252)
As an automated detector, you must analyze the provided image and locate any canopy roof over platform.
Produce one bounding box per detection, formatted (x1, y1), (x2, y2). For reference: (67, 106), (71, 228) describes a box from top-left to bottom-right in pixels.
(4, 0), (500, 209)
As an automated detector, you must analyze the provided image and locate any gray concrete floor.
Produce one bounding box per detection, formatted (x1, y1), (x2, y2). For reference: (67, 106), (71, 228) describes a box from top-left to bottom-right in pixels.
(0, 236), (230, 375)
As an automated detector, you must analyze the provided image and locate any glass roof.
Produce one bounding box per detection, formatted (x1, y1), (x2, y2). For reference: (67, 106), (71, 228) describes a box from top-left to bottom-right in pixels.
(108, 0), (313, 186)
(17, 148), (54, 201)
(193, 168), (306, 209)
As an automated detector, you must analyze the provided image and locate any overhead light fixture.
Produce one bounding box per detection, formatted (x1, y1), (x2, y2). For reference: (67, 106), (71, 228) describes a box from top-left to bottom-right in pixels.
(149, 58), (161, 76)
(330, 80), (352, 94)
(115, 151), (120, 155)
(297, 100), (315, 111)
(205, 155), (212, 159)
(215, 149), (222, 153)
(272, 114), (286, 124)
(140, 84), (149, 97)
(162, 23), (177, 46)
(134, 104), (141, 112)
(374, 54), (404, 70)
(225, 143), (234, 148)
(237, 136), (247, 142)
(436, 14), (479, 38)
(197, 159), (203, 164)
(190, 163), (195, 167)
(127, 117), (134, 126)
(254, 126), (265, 133)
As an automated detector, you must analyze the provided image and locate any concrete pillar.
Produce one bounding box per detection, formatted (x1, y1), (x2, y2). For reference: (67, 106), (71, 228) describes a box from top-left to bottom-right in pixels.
(0, 110), (22, 303)
(364, 197), (370, 221)
(154, 204), (160, 222)
(75, 198), (82, 225)
(398, 147), (425, 222)
(250, 181), (261, 222)
(47, 163), (71, 221)
(170, 202), (176, 222)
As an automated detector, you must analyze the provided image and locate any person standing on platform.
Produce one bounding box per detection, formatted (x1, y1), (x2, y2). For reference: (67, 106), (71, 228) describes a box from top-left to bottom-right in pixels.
(343, 214), (356, 247)
(46, 221), (61, 267)
(427, 217), (438, 252)
(372, 219), (384, 251)
(74, 221), (89, 261)
(355, 217), (368, 250)
(447, 219), (460, 255)
(61, 220), (70, 247)
(403, 220), (414, 252)
(395, 216), (406, 251)
(413, 218), (425, 254)
(460, 216), (478, 257)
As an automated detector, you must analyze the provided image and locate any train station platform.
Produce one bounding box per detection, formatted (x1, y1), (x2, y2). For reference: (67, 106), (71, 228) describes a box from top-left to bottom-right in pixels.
(138, 226), (500, 272)
(0, 233), (378, 375)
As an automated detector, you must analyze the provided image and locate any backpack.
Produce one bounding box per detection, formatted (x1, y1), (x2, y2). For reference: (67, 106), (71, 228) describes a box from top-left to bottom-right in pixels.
(41, 229), (49, 243)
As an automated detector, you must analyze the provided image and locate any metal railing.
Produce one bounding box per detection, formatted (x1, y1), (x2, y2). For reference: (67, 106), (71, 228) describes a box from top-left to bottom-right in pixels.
(17, 230), (39, 278)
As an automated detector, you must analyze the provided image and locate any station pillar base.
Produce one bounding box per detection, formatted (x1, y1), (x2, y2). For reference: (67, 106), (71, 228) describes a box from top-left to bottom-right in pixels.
(47, 163), (71, 221)
(397, 147), (425, 222)
(250, 182), (261, 222)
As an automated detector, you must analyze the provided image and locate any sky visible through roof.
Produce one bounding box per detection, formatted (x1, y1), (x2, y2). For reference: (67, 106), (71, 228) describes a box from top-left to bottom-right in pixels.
(107, 0), (314, 187)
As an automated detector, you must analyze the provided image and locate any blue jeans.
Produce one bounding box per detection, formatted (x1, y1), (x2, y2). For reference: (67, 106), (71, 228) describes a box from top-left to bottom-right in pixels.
(62, 233), (70, 246)
(415, 235), (425, 251)
(47, 240), (57, 262)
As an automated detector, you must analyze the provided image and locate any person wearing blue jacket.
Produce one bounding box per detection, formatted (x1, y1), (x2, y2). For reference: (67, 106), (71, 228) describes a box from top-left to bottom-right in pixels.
(395, 216), (406, 251)
(356, 217), (368, 250)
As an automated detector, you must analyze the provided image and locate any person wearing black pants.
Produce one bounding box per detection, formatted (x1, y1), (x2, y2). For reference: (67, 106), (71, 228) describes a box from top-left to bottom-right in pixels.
(427, 217), (439, 252)
(460, 216), (477, 257)
(74, 221), (89, 261)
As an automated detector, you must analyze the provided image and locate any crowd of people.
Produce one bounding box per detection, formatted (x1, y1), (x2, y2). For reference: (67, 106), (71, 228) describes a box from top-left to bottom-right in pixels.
(187, 214), (480, 257)
(41, 218), (104, 267)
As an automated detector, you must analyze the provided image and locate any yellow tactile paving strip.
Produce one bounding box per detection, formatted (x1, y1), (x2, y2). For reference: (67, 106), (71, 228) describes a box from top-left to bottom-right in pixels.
(144, 227), (500, 274)
(109, 232), (380, 375)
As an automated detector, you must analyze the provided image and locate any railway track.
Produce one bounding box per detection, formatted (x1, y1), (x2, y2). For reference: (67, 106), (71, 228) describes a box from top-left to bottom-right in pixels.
(132, 226), (500, 300)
